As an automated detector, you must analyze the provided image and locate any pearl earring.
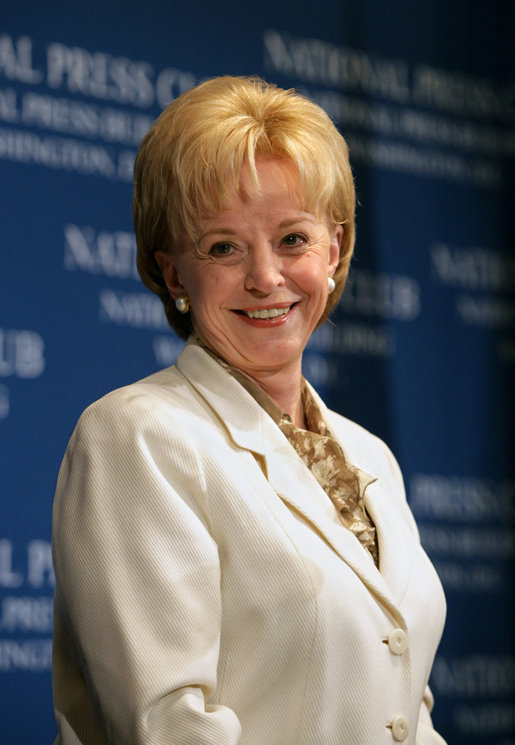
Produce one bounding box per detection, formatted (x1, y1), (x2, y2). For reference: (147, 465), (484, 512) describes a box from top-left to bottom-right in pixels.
(328, 277), (336, 293)
(175, 294), (190, 313)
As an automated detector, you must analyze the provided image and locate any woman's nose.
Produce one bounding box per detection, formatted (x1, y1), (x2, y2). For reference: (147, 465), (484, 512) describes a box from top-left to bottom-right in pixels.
(243, 245), (285, 294)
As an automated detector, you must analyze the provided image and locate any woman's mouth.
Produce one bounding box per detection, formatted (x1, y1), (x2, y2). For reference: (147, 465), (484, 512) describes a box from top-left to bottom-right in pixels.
(232, 303), (298, 324)
(244, 306), (291, 319)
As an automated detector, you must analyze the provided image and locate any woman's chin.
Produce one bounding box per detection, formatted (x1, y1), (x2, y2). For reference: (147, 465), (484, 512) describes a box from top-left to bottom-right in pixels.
(232, 339), (304, 375)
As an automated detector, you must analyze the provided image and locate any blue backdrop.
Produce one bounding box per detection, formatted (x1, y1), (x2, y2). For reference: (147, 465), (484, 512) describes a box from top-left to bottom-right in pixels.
(1, 1), (513, 742)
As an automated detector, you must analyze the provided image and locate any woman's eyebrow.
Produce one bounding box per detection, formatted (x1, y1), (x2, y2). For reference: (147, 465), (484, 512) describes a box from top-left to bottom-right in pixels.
(278, 215), (317, 228)
(199, 228), (238, 240)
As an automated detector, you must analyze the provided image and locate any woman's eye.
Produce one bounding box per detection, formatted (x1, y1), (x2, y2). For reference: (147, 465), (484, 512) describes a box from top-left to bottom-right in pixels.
(210, 242), (234, 257)
(282, 233), (305, 248)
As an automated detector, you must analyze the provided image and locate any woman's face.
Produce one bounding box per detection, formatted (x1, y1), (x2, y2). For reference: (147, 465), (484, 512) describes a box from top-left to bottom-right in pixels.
(158, 158), (341, 380)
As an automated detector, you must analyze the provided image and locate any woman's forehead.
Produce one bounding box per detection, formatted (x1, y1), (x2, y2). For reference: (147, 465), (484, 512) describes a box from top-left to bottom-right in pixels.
(197, 158), (325, 222)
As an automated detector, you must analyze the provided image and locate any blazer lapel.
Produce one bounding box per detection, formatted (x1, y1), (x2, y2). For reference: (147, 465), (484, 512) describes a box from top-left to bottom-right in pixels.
(264, 439), (409, 622)
(176, 344), (407, 623)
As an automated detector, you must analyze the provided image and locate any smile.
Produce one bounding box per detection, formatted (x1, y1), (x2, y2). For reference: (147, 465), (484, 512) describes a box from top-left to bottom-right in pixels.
(243, 306), (291, 319)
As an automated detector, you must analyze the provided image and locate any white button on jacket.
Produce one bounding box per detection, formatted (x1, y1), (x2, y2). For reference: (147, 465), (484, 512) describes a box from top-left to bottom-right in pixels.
(391, 714), (410, 741)
(388, 628), (409, 655)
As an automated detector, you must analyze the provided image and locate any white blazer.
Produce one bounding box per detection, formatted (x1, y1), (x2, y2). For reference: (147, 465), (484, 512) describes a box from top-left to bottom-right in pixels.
(52, 342), (447, 745)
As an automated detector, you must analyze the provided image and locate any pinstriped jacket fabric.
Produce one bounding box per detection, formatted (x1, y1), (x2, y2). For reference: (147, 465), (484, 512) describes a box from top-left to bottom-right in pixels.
(52, 342), (447, 745)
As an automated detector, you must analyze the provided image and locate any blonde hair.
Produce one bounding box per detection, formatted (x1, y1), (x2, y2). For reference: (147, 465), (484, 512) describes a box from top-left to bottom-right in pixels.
(133, 75), (356, 339)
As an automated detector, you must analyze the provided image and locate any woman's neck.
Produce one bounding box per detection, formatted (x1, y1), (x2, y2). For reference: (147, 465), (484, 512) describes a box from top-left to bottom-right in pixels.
(191, 334), (306, 428)
(244, 366), (306, 428)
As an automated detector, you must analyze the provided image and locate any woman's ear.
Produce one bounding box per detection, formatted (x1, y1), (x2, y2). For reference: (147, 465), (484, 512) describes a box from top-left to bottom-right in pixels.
(328, 224), (343, 275)
(155, 250), (185, 299)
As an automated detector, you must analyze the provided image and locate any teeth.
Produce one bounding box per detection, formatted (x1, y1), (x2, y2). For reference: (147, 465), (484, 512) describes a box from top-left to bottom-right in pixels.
(245, 306), (290, 319)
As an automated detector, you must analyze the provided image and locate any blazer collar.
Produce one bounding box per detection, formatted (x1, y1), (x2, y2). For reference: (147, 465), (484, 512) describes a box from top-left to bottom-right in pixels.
(176, 343), (409, 623)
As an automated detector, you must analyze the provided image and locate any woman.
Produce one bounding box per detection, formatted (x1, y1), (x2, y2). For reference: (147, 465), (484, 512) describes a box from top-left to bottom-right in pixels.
(52, 76), (447, 745)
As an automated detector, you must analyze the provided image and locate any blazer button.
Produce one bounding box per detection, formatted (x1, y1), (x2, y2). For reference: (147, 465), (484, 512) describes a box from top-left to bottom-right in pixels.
(387, 628), (408, 655)
(390, 714), (409, 741)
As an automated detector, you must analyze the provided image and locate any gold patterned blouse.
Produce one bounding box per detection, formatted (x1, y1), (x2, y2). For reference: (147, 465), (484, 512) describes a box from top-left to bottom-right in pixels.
(192, 337), (379, 567)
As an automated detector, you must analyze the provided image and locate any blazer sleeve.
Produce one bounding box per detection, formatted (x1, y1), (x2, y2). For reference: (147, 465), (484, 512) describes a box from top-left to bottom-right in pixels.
(52, 390), (242, 744)
(415, 687), (447, 745)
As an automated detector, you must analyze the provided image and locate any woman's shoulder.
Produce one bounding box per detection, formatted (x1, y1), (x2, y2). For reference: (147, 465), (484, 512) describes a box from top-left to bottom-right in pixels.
(85, 364), (182, 410)
(306, 382), (392, 460)
(325, 407), (388, 454)
(307, 387), (403, 487)
(70, 363), (202, 444)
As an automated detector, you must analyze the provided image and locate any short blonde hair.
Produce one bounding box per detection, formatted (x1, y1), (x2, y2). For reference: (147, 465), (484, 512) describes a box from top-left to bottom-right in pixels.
(133, 75), (356, 339)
